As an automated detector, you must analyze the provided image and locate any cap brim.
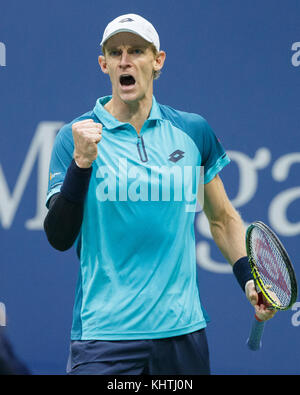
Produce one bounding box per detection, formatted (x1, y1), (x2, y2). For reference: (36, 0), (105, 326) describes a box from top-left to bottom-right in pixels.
(100, 28), (155, 48)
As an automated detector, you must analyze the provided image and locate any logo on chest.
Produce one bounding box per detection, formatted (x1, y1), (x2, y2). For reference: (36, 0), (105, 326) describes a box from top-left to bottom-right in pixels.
(168, 150), (185, 163)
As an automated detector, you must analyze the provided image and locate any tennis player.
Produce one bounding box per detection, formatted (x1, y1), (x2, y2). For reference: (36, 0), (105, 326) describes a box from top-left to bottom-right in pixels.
(44, 14), (276, 375)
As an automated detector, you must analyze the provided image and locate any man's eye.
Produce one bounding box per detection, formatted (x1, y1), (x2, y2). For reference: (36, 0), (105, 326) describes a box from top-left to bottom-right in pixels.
(109, 50), (120, 56)
(133, 49), (143, 54)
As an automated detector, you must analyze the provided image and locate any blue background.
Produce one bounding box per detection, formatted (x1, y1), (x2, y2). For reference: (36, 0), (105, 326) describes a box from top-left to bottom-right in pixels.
(0, 0), (299, 374)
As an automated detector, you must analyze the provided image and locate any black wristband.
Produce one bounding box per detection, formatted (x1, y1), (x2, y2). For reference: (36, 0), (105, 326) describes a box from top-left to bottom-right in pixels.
(233, 256), (254, 292)
(60, 159), (92, 203)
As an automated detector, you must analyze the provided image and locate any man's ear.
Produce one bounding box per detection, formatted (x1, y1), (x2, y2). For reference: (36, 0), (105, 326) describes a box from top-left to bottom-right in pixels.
(154, 51), (166, 72)
(98, 55), (109, 74)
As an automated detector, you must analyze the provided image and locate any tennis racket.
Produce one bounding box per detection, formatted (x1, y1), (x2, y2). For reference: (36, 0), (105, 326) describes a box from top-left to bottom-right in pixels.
(246, 221), (298, 351)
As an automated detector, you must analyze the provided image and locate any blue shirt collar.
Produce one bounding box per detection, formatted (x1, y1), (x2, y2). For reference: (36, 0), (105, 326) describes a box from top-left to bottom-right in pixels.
(93, 95), (163, 130)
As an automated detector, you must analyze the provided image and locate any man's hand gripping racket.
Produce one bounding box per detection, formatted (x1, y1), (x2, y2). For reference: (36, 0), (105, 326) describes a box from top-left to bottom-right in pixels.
(245, 221), (298, 351)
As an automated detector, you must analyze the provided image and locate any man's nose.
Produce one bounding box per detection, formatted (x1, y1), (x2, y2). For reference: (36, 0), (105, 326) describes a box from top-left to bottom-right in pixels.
(119, 51), (131, 68)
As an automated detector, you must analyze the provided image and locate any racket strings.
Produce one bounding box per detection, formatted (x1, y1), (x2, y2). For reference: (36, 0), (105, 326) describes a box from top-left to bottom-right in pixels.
(250, 227), (292, 308)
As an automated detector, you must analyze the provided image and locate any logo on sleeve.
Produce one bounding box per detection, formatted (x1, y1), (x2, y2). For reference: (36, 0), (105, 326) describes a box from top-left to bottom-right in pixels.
(50, 172), (61, 181)
(168, 150), (185, 163)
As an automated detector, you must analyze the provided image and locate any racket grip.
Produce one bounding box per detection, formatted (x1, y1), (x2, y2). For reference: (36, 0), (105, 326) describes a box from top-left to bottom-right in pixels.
(246, 316), (265, 351)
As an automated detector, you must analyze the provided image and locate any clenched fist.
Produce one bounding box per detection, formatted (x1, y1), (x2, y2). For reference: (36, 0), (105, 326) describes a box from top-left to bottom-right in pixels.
(72, 119), (102, 168)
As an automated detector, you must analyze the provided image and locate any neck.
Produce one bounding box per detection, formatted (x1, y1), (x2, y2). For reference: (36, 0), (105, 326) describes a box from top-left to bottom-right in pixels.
(104, 93), (153, 134)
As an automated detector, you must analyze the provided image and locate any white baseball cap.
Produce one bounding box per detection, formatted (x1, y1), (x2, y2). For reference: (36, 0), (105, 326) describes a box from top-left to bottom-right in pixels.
(100, 14), (160, 52)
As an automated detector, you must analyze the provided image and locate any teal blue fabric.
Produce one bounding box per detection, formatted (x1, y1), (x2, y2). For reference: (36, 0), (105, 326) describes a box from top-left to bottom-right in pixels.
(46, 96), (230, 340)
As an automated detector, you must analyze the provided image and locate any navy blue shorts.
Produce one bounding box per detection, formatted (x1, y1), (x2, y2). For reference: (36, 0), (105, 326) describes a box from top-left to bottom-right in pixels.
(67, 329), (210, 375)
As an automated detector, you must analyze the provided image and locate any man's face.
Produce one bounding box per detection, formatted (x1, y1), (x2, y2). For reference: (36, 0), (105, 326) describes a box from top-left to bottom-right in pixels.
(99, 32), (165, 104)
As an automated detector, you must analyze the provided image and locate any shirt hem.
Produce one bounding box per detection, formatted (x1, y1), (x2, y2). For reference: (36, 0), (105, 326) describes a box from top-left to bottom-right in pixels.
(204, 154), (230, 184)
(70, 320), (207, 341)
(46, 184), (62, 208)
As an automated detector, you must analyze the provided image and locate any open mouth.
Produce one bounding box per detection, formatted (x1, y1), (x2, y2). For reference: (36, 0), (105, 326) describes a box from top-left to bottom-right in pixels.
(119, 74), (136, 86)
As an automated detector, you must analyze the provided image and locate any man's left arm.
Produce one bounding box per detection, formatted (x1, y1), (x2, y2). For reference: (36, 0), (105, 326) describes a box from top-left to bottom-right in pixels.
(201, 174), (276, 321)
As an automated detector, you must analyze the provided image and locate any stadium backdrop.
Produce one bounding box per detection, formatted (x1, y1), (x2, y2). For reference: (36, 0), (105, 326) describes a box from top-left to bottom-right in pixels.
(0, 0), (299, 374)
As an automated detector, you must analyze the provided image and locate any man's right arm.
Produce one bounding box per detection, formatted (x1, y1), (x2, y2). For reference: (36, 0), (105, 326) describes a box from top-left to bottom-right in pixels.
(44, 119), (102, 251)
(44, 161), (92, 251)
(44, 192), (84, 252)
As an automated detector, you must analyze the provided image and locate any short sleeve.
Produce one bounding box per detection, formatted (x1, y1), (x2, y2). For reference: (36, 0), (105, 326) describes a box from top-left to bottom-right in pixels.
(158, 105), (230, 184)
(200, 120), (230, 184)
(46, 124), (74, 207)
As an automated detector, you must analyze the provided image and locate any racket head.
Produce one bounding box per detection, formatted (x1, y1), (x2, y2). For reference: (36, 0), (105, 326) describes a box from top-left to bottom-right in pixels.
(246, 221), (298, 310)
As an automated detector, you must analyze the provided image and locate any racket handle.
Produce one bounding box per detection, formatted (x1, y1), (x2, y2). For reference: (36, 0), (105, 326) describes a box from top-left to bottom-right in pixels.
(246, 316), (265, 351)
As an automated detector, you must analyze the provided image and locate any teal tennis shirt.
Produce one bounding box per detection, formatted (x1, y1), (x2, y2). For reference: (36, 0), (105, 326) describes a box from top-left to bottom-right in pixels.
(46, 96), (230, 340)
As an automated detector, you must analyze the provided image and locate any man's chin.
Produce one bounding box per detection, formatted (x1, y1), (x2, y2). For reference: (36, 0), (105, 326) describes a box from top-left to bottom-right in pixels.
(119, 91), (144, 104)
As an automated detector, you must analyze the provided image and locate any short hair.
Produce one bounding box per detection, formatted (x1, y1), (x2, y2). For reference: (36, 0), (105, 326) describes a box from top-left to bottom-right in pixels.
(101, 42), (161, 80)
